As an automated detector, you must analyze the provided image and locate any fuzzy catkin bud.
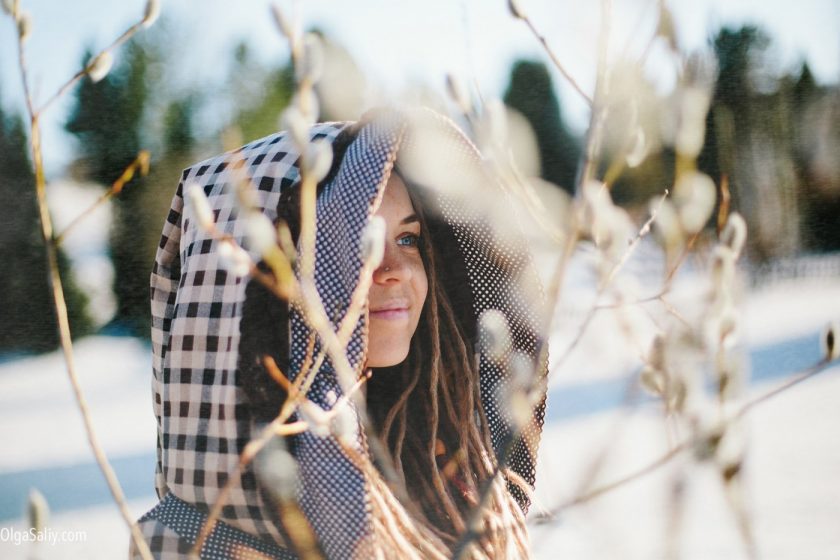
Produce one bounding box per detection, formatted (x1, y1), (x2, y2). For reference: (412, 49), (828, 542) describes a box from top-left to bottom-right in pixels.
(508, 0), (526, 19)
(445, 73), (472, 114)
(675, 171), (716, 234)
(293, 89), (320, 127)
(305, 139), (333, 183)
(142, 0), (160, 28)
(186, 183), (215, 232)
(651, 197), (682, 248)
(17, 11), (31, 42)
(218, 239), (251, 277)
(245, 211), (278, 256)
(331, 402), (358, 447)
(270, 4), (295, 42)
(479, 309), (512, 363)
(86, 51), (113, 83)
(482, 99), (508, 152)
(298, 401), (329, 437)
(676, 87), (711, 158)
(626, 128), (647, 168)
(255, 436), (299, 502)
(640, 366), (665, 396)
(823, 322), (839, 362)
(296, 33), (324, 84)
(720, 212), (747, 258)
(281, 106), (310, 153)
(27, 489), (49, 533)
(1, 0), (16, 17)
(361, 216), (386, 269)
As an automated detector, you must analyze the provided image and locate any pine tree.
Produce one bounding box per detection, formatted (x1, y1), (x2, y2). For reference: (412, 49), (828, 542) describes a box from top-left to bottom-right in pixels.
(503, 60), (580, 194)
(227, 41), (296, 142)
(0, 105), (91, 353)
(65, 40), (153, 336)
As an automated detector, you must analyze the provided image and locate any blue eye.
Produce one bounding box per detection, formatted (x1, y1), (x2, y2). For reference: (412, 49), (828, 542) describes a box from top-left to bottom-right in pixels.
(397, 234), (421, 248)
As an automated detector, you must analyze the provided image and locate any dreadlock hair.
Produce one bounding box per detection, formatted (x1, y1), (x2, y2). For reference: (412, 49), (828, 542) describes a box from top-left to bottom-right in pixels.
(364, 169), (530, 557)
(239, 118), (531, 558)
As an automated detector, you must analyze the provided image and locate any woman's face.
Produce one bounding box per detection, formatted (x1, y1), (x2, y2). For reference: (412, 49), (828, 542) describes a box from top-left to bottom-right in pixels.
(366, 172), (429, 368)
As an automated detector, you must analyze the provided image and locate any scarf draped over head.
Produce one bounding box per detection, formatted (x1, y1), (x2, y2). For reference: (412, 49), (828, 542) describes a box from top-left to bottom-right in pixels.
(142, 107), (548, 558)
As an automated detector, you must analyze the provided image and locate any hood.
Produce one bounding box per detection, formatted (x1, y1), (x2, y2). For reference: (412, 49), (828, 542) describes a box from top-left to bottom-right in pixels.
(149, 108), (548, 557)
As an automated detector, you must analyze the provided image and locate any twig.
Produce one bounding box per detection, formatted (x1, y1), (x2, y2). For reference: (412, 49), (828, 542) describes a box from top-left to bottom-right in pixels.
(592, 230), (700, 312)
(37, 22), (145, 115)
(54, 150), (151, 245)
(519, 16), (593, 106)
(549, 189), (667, 378)
(533, 356), (838, 523)
(191, 356), (372, 557)
(574, 0), (612, 193)
(12, 12), (154, 560)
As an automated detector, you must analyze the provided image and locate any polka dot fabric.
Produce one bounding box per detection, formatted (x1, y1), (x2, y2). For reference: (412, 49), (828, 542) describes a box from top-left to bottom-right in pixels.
(135, 109), (548, 558)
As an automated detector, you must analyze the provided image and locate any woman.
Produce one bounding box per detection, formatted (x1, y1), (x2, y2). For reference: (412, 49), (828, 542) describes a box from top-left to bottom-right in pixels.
(134, 108), (548, 559)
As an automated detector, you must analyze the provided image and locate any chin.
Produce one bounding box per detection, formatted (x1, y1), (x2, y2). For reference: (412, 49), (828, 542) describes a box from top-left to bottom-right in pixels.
(367, 346), (410, 368)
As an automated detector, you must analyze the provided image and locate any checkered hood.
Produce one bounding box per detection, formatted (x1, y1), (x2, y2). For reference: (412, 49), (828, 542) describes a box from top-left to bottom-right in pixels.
(148, 109), (548, 557)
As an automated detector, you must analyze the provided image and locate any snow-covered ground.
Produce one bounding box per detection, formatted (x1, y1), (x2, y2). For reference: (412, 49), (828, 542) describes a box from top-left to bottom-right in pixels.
(0, 269), (838, 558)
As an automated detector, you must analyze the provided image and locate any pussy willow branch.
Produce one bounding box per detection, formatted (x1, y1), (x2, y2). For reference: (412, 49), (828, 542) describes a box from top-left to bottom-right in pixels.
(549, 188), (668, 379)
(452, 5), (621, 554)
(54, 150), (151, 245)
(192, 155), (401, 555)
(11, 12), (154, 560)
(528, 0), (614, 393)
(564, 370), (645, 505)
(591, 230), (700, 312)
(532, 356), (838, 524)
(576, 0), (612, 193)
(38, 20), (145, 115)
(191, 352), (369, 558)
(517, 15), (593, 106)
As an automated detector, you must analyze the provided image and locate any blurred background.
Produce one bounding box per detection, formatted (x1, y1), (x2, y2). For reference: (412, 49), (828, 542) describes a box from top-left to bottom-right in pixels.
(0, 0), (839, 558)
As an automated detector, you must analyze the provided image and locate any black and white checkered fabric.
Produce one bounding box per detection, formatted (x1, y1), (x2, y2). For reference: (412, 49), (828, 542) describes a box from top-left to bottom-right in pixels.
(135, 108), (548, 558)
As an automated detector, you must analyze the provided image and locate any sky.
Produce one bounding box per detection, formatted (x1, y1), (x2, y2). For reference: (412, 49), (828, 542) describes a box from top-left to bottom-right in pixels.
(0, 0), (838, 177)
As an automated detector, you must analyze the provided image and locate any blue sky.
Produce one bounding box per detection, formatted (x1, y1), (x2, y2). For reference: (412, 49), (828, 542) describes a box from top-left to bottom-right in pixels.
(1, 0), (838, 177)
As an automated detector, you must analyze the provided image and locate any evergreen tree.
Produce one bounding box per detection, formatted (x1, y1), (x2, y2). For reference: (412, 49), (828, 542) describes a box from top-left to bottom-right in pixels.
(698, 26), (802, 260)
(698, 26), (770, 184)
(227, 42), (296, 142)
(0, 105), (91, 353)
(65, 39), (154, 336)
(503, 60), (580, 194)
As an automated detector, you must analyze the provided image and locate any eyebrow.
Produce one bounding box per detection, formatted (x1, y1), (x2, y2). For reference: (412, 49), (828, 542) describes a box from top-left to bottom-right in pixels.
(400, 214), (420, 225)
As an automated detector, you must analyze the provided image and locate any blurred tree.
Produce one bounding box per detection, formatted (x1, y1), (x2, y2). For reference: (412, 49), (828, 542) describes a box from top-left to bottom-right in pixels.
(699, 26), (801, 261)
(789, 63), (840, 252)
(227, 41), (295, 142)
(65, 38), (155, 336)
(503, 59), (580, 194)
(163, 96), (196, 156)
(0, 105), (91, 353)
(132, 93), (198, 309)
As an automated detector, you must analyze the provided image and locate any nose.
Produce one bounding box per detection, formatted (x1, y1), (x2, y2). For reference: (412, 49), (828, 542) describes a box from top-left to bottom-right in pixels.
(372, 242), (411, 284)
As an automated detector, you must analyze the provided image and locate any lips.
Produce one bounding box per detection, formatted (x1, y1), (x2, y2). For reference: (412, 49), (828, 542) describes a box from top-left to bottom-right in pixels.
(370, 299), (410, 320)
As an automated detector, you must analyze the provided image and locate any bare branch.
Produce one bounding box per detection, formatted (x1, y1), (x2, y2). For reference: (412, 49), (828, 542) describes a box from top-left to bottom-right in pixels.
(55, 150), (151, 245)
(533, 356), (838, 524)
(518, 17), (593, 106)
(13, 13), (154, 560)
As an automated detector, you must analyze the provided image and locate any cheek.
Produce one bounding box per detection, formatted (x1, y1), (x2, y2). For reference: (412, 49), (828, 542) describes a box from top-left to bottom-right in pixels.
(414, 261), (429, 309)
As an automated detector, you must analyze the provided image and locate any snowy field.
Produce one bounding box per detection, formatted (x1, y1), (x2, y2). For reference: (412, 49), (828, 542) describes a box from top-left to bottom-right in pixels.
(0, 270), (838, 558)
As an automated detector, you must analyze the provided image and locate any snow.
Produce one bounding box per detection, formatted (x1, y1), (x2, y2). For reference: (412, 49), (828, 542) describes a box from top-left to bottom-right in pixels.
(46, 180), (116, 327)
(0, 337), (155, 472)
(1, 235), (839, 557)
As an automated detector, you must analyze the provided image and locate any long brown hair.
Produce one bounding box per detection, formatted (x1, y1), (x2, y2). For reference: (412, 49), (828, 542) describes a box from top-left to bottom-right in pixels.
(239, 122), (531, 557)
(365, 169), (529, 555)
